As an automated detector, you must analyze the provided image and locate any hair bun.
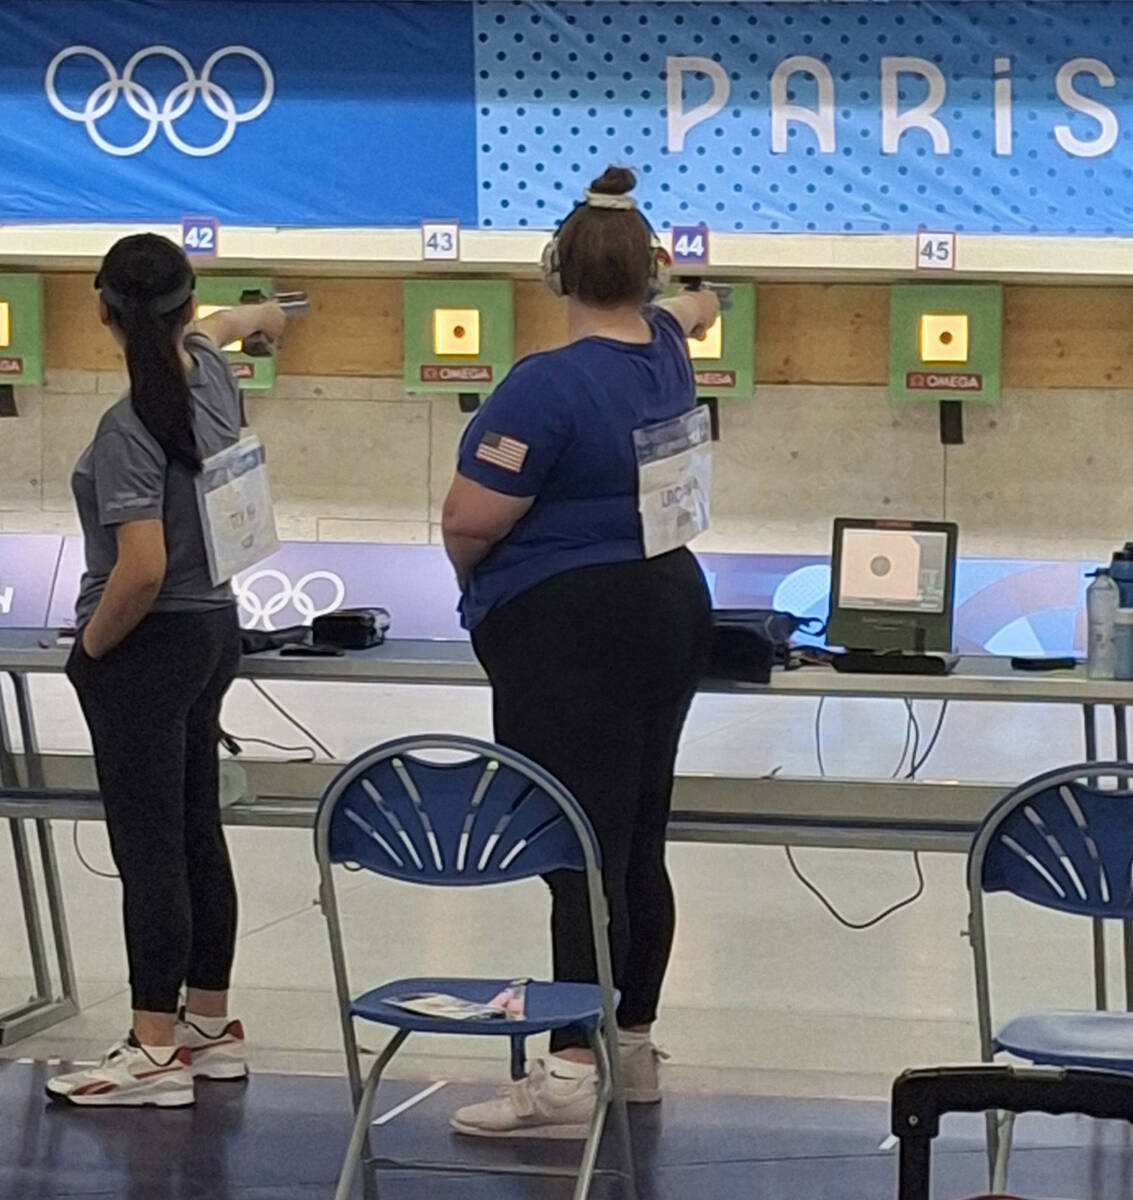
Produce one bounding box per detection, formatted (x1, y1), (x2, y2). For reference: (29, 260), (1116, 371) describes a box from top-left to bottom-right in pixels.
(588, 165), (636, 197)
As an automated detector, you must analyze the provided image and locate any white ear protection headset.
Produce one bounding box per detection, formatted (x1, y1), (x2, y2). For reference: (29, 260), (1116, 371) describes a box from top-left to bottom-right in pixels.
(541, 189), (672, 299)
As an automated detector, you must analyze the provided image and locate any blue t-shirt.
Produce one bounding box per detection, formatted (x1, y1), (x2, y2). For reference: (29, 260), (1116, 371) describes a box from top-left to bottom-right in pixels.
(457, 306), (695, 629)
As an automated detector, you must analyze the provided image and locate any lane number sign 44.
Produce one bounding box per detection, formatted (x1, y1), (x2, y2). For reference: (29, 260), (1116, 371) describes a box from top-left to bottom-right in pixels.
(671, 225), (709, 265)
(182, 216), (219, 258)
(916, 230), (956, 270)
(422, 222), (460, 261)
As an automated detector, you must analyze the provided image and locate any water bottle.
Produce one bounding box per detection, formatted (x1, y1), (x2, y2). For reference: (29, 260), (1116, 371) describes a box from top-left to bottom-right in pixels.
(1087, 569), (1120, 679)
(1114, 609), (1133, 682)
(1111, 543), (1133, 609)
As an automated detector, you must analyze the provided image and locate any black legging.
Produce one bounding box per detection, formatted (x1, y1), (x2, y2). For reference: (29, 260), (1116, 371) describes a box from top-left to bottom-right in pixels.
(66, 607), (241, 1013)
(473, 549), (712, 1050)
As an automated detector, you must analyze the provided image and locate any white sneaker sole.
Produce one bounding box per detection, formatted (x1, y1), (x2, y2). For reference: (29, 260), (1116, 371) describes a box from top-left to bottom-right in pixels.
(46, 1082), (195, 1108)
(450, 1118), (591, 1140)
(190, 1058), (248, 1081)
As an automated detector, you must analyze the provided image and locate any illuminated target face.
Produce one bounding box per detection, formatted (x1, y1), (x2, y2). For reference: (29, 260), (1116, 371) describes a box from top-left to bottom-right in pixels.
(434, 308), (481, 356)
(0, 301), (9, 348)
(919, 313), (969, 363)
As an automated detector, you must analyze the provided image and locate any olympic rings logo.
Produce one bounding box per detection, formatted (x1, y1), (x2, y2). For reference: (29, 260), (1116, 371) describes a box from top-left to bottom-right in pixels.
(45, 44), (274, 157)
(234, 569), (346, 632)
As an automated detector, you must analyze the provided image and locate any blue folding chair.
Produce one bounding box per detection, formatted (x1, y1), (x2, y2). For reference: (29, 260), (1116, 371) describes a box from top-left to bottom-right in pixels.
(314, 735), (635, 1200)
(967, 761), (1133, 1193)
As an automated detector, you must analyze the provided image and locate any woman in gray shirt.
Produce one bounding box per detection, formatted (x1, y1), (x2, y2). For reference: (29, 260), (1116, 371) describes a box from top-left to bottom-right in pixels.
(47, 234), (288, 1109)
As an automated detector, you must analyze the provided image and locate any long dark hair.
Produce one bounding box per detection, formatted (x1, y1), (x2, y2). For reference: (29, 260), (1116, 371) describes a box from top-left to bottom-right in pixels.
(556, 166), (654, 306)
(95, 234), (199, 471)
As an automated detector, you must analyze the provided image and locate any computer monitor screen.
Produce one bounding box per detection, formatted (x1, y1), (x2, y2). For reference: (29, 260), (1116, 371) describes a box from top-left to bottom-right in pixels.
(837, 528), (951, 615)
(827, 518), (958, 653)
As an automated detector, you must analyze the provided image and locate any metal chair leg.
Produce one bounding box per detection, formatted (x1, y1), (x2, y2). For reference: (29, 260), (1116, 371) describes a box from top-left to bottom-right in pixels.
(984, 1110), (1000, 1182)
(991, 1110), (1016, 1194)
(333, 1030), (409, 1200)
(571, 1029), (614, 1200)
(601, 1027), (637, 1200)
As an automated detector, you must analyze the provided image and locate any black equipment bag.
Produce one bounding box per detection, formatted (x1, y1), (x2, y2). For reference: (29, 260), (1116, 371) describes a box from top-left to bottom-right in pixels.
(705, 608), (824, 684)
(892, 1064), (1133, 1200)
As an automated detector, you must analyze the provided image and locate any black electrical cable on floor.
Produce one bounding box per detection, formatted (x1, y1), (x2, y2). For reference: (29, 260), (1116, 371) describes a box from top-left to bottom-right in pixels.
(225, 733), (318, 763)
(784, 844), (927, 930)
(249, 679), (335, 759)
(905, 699), (921, 778)
(801, 695), (934, 929)
(907, 701), (949, 779)
(73, 820), (118, 879)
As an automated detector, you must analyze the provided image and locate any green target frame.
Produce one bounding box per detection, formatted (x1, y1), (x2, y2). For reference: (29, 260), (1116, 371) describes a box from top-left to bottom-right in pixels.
(195, 275), (275, 391)
(403, 279), (514, 397)
(0, 273), (44, 387)
(889, 282), (1003, 405)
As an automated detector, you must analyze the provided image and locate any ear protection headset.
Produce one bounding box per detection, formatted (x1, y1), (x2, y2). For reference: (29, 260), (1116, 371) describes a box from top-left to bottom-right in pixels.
(541, 188), (672, 299)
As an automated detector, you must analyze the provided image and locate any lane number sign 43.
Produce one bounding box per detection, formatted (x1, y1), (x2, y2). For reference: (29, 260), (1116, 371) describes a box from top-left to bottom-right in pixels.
(422, 222), (460, 261)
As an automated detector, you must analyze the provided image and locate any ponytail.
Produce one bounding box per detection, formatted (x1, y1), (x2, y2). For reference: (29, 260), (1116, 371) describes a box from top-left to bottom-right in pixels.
(116, 299), (200, 471)
(95, 233), (200, 472)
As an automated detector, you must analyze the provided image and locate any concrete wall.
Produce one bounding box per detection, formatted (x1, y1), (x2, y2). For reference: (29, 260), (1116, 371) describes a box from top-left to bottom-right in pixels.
(3, 367), (1128, 562)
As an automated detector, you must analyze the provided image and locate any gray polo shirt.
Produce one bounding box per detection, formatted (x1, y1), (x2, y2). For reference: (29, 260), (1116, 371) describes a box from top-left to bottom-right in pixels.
(72, 334), (241, 625)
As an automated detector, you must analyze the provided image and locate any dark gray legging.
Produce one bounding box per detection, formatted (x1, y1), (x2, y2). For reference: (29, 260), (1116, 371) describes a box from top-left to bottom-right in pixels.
(67, 606), (241, 1013)
(472, 549), (712, 1050)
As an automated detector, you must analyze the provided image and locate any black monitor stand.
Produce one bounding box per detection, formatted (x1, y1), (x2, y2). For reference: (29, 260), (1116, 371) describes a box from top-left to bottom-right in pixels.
(833, 650), (960, 677)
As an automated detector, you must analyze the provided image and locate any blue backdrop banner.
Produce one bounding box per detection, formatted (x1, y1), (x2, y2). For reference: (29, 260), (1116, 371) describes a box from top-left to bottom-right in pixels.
(2, 0), (478, 225)
(474, 1), (1133, 234)
(2, 1), (1132, 233)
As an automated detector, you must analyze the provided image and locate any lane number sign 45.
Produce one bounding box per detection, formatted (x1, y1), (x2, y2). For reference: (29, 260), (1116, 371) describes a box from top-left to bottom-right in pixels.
(671, 225), (709, 266)
(182, 216), (219, 258)
(422, 222), (460, 261)
(916, 230), (956, 271)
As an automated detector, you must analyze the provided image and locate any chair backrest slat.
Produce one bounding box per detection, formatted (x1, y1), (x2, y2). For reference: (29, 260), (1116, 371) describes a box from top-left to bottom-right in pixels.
(973, 765), (1133, 920)
(315, 736), (597, 887)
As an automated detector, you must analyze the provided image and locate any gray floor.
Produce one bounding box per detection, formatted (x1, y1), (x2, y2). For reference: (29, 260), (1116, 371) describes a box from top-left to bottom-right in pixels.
(4, 1059), (1133, 1199)
(2, 677), (1130, 1200)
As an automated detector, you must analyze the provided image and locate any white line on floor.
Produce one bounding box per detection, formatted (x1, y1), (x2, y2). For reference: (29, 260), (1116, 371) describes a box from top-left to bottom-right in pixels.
(878, 1134), (898, 1151)
(372, 1080), (449, 1127)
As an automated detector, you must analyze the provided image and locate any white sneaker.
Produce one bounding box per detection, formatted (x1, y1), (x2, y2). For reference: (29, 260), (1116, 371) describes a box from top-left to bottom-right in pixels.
(45, 1034), (194, 1108)
(177, 1009), (248, 1080)
(619, 1038), (669, 1105)
(450, 1059), (598, 1140)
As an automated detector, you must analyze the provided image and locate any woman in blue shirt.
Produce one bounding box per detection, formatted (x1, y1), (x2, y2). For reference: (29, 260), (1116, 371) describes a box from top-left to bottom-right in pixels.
(442, 167), (718, 1138)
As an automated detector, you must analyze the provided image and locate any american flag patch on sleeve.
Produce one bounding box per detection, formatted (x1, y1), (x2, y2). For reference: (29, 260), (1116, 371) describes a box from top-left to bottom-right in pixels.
(475, 431), (529, 474)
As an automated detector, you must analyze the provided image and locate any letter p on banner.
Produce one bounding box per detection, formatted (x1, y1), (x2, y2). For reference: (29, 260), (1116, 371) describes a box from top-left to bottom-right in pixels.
(666, 56), (730, 152)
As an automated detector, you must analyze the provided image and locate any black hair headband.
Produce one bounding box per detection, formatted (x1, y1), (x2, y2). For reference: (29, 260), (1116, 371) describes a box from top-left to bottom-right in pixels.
(96, 274), (195, 317)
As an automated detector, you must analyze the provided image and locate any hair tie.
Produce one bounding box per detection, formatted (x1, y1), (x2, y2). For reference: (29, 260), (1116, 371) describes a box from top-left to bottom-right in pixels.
(584, 189), (637, 211)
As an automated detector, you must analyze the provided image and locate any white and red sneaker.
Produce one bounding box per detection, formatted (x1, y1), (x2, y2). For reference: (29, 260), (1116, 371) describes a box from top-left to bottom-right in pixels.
(45, 1034), (194, 1108)
(177, 1009), (248, 1081)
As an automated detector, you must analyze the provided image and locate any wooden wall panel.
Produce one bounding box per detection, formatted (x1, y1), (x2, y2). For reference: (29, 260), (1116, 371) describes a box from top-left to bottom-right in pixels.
(275, 276), (401, 377)
(513, 280), (567, 359)
(44, 274), (124, 372)
(1002, 286), (1133, 389)
(34, 273), (1133, 391)
(755, 283), (889, 385)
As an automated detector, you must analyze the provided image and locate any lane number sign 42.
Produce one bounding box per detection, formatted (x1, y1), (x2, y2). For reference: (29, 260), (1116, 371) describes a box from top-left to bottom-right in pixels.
(182, 216), (219, 258)
(916, 230), (956, 271)
(422, 221), (460, 261)
(671, 225), (709, 265)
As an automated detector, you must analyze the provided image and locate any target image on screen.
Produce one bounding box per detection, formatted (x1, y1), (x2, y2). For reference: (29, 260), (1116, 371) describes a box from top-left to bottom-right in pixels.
(838, 528), (950, 615)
